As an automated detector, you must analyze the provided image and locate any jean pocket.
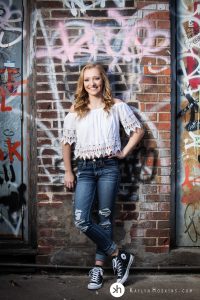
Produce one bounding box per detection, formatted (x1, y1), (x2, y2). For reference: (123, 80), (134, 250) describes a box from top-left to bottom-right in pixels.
(104, 158), (119, 167)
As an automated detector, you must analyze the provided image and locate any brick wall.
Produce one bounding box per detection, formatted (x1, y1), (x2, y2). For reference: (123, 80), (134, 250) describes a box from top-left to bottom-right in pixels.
(33, 0), (171, 265)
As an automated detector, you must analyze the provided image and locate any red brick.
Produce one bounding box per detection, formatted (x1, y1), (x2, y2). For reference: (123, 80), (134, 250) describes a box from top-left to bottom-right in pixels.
(145, 246), (169, 253)
(38, 176), (51, 183)
(157, 58), (170, 65)
(36, 1), (63, 8)
(144, 84), (171, 93)
(145, 103), (157, 112)
(136, 1), (146, 9)
(159, 103), (171, 112)
(38, 245), (53, 255)
(131, 221), (156, 229)
(51, 10), (74, 18)
(39, 121), (52, 129)
(146, 229), (170, 237)
(156, 37), (170, 47)
(140, 202), (158, 211)
(53, 102), (72, 109)
(158, 185), (171, 194)
(159, 112), (171, 121)
(39, 229), (53, 237)
(159, 131), (170, 140)
(158, 93), (170, 101)
(53, 230), (67, 238)
(157, 76), (171, 84)
(137, 93), (158, 102)
(140, 57), (156, 65)
(37, 149), (57, 156)
(158, 237), (170, 246)
(156, 176), (171, 185)
(38, 202), (63, 208)
(145, 211), (170, 220)
(37, 102), (52, 110)
(36, 39), (47, 47)
(36, 93), (61, 101)
(37, 139), (52, 146)
(52, 194), (72, 201)
(157, 221), (170, 229)
(145, 112), (158, 121)
(158, 202), (170, 211)
(145, 12), (169, 20)
(144, 66), (170, 75)
(156, 122), (171, 130)
(38, 130), (59, 138)
(157, 20), (170, 29)
(142, 238), (157, 246)
(37, 111), (58, 119)
(142, 185), (158, 194)
(37, 158), (53, 165)
(141, 76), (157, 84)
(37, 193), (50, 201)
(39, 237), (65, 247)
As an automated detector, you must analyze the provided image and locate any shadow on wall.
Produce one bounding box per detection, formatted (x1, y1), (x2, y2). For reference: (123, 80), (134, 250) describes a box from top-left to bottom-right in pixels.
(118, 116), (158, 202)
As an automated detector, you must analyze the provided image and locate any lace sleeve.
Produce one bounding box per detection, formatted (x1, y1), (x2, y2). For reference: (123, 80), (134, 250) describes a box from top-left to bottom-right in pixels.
(61, 112), (77, 145)
(117, 102), (142, 136)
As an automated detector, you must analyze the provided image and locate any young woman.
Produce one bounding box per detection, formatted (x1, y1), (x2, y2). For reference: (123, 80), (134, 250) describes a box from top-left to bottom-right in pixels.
(61, 63), (144, 290)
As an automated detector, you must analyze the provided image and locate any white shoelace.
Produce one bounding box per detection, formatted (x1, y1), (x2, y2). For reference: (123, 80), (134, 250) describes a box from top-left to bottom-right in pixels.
(112, 257), (123, 277)
(89, 267), (103, 282)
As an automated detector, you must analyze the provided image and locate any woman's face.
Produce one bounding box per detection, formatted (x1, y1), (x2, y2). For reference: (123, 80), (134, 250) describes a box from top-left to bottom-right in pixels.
(83, 67), (103, 98)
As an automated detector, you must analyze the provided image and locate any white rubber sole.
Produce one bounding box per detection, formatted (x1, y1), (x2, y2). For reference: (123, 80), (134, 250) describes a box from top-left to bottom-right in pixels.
(117, 254), (134, 284)
(88, 282), (103, 290)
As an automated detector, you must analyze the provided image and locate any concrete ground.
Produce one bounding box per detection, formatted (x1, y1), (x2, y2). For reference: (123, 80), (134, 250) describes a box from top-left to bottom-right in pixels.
(0, 271), (199, 300)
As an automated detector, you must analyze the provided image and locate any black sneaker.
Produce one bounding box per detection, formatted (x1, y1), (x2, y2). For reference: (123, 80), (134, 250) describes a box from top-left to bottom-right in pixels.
(87, 266), (104, 290)
(112, 250), (134, 284)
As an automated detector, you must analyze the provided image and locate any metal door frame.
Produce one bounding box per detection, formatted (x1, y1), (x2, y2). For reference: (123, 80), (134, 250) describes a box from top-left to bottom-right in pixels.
(170, 0), (178, 249)
(0, 0), (37, 258)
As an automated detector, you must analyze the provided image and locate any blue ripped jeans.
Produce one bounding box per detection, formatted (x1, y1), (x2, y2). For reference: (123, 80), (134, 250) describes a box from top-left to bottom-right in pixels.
(74, 157), (120, 262)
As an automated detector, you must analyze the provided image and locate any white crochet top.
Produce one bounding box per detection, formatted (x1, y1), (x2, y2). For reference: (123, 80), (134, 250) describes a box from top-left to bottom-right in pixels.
(61, 101), (141, 159)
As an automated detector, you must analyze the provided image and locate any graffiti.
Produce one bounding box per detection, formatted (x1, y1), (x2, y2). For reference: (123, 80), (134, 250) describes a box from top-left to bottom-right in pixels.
(184, 203), (200, 243)
(0, 0), (26, 238)
(34, 4), (171, 185)
(0, 0), (25, 48)
(0, 138), (22, 162)
(62, 0), (126, 16)
(0, 183), (26, 236)
(182, 163), (200, 190)
(177, 93), (200, 131)
(176, 0), (200, 246)
(0, 164), (15, 184)
(36, 7), (170, 74)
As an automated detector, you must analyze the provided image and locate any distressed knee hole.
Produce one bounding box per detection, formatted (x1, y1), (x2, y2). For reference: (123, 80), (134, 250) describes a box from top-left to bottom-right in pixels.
(74, 209), (88, 232)
(99, 208), (111, 218)
(74, 219), (88, 232)
(99, 219), (111, 229)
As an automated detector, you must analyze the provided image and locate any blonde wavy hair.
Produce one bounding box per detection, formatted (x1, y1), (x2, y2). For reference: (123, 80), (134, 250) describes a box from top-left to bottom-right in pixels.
(74, 63), (114, 117)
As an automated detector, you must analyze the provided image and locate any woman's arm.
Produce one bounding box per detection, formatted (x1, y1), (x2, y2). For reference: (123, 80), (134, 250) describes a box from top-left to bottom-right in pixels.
(114, 127), (144, 159)
(62, 143), (75, 189)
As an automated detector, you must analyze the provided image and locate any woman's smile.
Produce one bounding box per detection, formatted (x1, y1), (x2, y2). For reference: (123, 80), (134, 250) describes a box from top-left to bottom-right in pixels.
(83, 67), (103, 97)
